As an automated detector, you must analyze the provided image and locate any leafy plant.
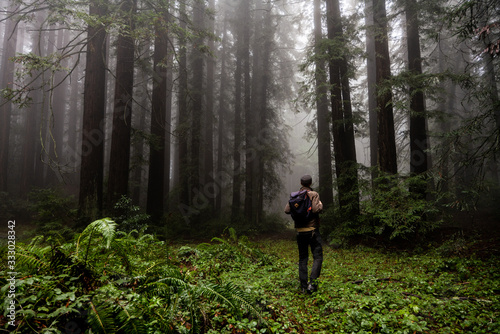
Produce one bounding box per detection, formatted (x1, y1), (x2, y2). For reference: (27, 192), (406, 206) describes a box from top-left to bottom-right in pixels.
(363, 174), (442, 240)
(0, 220), (264, 333)
(326, 173), (443, 245)
(112, 196), (150, 233)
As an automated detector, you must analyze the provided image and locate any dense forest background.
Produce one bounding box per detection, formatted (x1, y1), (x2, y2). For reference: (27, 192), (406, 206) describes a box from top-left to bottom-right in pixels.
(0, 0), (499, 243)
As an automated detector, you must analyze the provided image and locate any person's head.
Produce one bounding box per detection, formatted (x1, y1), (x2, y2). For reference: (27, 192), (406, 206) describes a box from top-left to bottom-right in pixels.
(300, 174), (313, 188)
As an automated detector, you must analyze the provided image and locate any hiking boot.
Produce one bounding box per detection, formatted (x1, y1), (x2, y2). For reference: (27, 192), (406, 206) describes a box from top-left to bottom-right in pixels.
(307, 283), (318, 293)
(300, 286), (312, 295)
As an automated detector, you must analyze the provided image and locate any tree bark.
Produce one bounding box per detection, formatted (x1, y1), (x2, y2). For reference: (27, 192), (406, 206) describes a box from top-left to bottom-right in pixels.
(216, 13), (229, 215)
(247, 0), (263, 223)
(326, 0), (360, 216)
(204, 0), (216, 211)
(405, 0), (429, 196)
(243, 0), (254, 221)
(48, 27), (70, 184)
(108, 0), (136, 207)
(20, 12), (45, 198)
(190, 0), (205, 207)
(232, 0), (251, 220)
(0, 4), (18, 192)
(256, 0), (273, 221)
(147, 4), (169, 221)
(365, 0), (378, 178)
(373, 0), (397, 175)
(177, 0), (190, 215)
(313, 0), (334, 209)
(79, 0), (108, 219)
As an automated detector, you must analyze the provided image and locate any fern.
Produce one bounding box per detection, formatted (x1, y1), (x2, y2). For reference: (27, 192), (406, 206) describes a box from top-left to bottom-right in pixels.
(108, 239), (133, 275)
(15, 237), (51, 270)
(138, 266), (264, 333)
(76, 218), (117, 265)
(88, 300), (117, 334)
(197, 281), (264, 321)
(76, 218), (117, 253)
(116, 304), (146, 334)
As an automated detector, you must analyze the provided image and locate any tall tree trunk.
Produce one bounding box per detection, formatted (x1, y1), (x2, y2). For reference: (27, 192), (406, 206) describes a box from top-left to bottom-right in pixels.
(232, 0), (251, 220)
(405, 0), (429, 196)
(79, 0), (108, 219)
(48, 27), (70, 184)
(313, 0), (334, 209)
(436, 36), (450, 194)
(66, 60), (83, 188)
(243, 0), (254, 221)
(20, 12), (45, 198)
(147, 4), (169, 221)
(132, 106), (146, 205)
(365, 0), (378, 178)
(177, 0), (190, 214)
(190, 0), (205, 208)
(372, 0), (397, 174)
(326, 0), (360, 217)
(204, 0), (216, 211)
(40, 28), (57, 187)
(231, 16), (243, 219)
(163, 42), (174, 211)
(108, 0), (136, 208)
(258, 0), (274, 218)
(247, 0), (263, 223)
(131, 42), (151, 205)
(0, 4), (18, 192)
(216, 15), (229, 215)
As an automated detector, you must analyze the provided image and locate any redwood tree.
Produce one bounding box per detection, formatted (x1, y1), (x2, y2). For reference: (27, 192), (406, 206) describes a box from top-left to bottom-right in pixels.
(108, 0), (137, 207)
(147, 3), (169, 221)
(372, 0), (397, 175)
(79, 0), (108, 218)
(313, 0), (334, 208)
(405, 0), (429, 195)
(326, 0), (360, 217)
(0, 4), (18, 192)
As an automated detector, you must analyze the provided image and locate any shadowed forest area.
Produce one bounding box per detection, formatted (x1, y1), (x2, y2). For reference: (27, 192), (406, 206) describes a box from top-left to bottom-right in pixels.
(0, 0), (499, 332)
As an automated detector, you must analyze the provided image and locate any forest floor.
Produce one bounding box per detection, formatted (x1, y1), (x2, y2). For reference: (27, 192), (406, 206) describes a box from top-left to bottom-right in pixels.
(169, 226), (500, 334)
(1, 213), (499, 333)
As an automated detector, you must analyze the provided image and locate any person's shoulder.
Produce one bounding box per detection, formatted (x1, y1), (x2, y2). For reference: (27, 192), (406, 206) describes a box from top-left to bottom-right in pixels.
(307, 190), (320, 198)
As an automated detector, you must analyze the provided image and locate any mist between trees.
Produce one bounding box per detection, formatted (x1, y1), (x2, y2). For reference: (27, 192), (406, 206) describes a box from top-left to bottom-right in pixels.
(0, 0), (499, 241)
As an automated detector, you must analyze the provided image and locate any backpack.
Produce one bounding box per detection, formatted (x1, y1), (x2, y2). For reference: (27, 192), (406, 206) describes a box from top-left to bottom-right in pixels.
(288, 190), (314, 227)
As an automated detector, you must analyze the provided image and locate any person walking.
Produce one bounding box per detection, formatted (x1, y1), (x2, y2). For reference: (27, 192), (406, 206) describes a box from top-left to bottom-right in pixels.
(285, 174), (323, 294)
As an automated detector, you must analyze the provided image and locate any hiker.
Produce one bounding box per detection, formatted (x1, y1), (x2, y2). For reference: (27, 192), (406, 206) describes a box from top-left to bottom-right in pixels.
(284, 174), (323, 294)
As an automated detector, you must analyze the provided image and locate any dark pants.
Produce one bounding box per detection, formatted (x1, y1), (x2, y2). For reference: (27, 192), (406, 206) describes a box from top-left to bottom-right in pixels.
(297, 229), (323, 289)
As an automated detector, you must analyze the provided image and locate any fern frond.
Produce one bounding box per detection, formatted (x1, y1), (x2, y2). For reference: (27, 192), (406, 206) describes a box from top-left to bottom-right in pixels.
(26, 235), (46, 248)
(153, 276), (190, 291)
(198, 281), (264, 322)
(15, 243), (51, 270)
(88, 300), (117, 334)
(108, 239), (133, 275)
(76, 218), (117, 258)
(210, 237), (227, 244)
(137, 233), (154, 243)
(195, 281), (236, 310)
(116, 303), (146, 334)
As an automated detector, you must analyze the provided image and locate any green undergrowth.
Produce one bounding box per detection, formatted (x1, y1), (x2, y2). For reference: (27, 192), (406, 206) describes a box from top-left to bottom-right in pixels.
(173, 230), (500, 333)
(1, 223), (499, 333)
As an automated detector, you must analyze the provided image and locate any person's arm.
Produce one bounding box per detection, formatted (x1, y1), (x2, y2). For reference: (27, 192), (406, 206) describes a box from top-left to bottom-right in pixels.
(309, 192), (323, 213)
(284, 202), (290, 214)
